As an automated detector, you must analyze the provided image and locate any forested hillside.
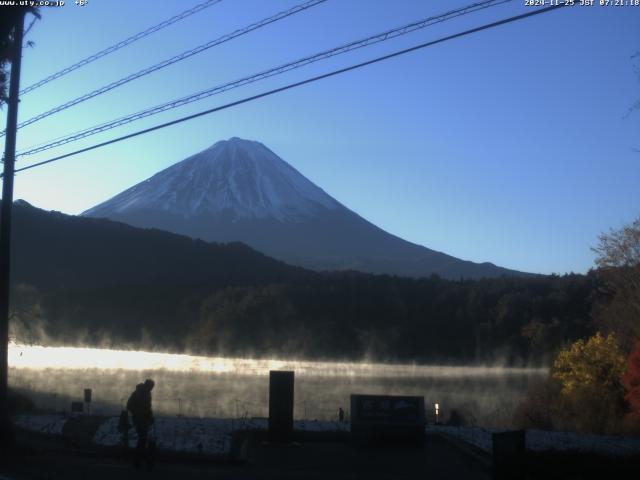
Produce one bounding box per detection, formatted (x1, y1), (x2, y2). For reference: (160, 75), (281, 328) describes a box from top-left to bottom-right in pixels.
(10, 201), (598, 364)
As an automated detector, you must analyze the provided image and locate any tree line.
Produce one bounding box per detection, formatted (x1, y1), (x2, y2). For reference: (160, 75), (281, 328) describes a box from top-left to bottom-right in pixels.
(12, 269), (599, 365)
(515, 217), (640, 434)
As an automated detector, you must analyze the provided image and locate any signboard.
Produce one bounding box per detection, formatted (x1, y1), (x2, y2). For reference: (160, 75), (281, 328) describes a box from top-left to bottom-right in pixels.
(70, 401), (84, 413)
(351, 394), (424, 424)
(84, 388), (92, 403)
(350, 394), (425, 444)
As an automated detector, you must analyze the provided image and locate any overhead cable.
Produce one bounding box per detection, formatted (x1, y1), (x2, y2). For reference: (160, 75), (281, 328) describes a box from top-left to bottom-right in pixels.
(11, 3), (571, 175)
(20, 0), (225, 95)
(18, 0), (511, 157)
(6, 0), (328, 136)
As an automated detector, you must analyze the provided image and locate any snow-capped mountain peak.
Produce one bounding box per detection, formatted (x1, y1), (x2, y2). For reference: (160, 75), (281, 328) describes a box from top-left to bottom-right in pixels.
(84, 137), (339, 222)
(83, 137), (526, 279)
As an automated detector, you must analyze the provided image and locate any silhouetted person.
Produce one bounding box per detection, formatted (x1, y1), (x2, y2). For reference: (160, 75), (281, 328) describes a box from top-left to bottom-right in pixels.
(338, 407), (345, 423)
(117, 409), (130, 456)
(127, 379), (155, 469)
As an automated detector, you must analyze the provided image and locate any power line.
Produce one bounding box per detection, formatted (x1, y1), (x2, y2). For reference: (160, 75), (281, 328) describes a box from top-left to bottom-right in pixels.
(17, 0), (512, 157)
(4, 0), (328, 136)
(19, 0), (224, 96)
(11, 3), (570, 176)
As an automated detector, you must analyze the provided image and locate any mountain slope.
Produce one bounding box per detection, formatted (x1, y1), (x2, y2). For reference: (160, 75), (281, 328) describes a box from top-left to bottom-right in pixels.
(11, 200), (308, 290)
(83, 137), (526, 279)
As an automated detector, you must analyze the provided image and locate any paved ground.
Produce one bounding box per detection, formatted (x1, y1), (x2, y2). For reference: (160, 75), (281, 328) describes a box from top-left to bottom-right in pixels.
(0, 430), (490, 480)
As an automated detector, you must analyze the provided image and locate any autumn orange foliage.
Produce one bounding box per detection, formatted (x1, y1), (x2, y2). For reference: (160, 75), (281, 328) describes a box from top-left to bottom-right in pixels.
(621, 339), (640, 413)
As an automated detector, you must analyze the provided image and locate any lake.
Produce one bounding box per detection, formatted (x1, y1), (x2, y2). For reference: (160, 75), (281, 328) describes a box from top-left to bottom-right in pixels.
(8, 343), (546, 427)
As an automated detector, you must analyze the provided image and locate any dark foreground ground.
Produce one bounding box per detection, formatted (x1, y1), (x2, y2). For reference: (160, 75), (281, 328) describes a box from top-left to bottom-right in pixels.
(1, 428), (488, 480)
(3, 427), (639, 480)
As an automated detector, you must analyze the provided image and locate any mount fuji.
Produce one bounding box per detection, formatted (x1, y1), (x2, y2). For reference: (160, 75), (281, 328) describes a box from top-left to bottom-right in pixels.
(83, 137), (524, 279)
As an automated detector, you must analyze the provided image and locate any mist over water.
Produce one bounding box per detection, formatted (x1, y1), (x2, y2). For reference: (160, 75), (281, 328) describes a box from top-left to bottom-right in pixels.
(9, 343), (546, 427)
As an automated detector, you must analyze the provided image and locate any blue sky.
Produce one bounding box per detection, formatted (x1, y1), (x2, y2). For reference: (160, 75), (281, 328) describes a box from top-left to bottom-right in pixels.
(4, 0), (639, 274)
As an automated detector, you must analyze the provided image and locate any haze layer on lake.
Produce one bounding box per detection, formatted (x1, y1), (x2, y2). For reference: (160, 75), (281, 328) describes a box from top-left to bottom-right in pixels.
(8, 343), (546, 427)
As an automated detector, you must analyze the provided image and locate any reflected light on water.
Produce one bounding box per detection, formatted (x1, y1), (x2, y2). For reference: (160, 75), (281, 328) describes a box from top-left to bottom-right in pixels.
(8, 342), (546, 377)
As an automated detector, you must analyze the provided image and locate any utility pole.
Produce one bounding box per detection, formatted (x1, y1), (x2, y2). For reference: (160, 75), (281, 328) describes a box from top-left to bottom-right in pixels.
(0, 8), (26, 450)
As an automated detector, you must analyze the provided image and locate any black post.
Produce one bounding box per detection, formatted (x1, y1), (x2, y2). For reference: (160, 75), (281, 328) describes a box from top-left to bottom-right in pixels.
(0, 9), (25, 449)
(492, 430), (526, 480)
(268, 370), (294, 442)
